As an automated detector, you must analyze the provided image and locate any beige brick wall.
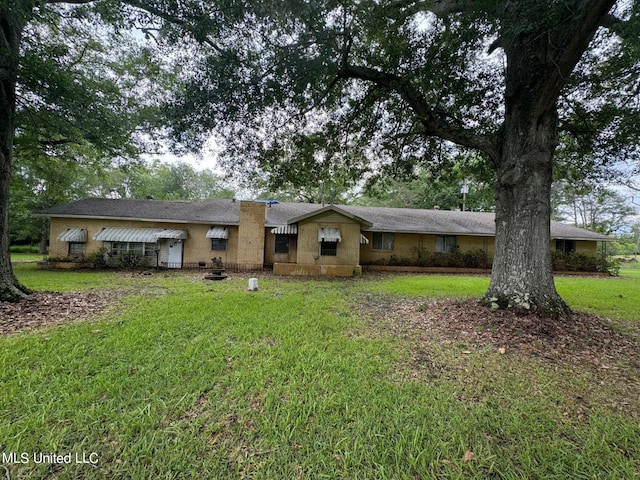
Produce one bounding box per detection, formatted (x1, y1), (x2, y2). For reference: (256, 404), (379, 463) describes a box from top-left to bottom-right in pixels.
(576, 241), (597, 254)
(551, 240), (597, 254)
(190, 224), (239, 266)
(360, 233), (495, 264)
(49, 217), (238, 266)
(49, 211), (601, 271)
(360, 233), (428, 264)
(458, 235), (494, 253)
(296, 212), (362, 266)
(264, 230), (298, 265)
(236, 201), (266, 266)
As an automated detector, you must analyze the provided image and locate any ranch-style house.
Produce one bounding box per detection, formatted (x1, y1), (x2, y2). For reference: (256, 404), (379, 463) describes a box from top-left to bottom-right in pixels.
(38, 198), (611, 276)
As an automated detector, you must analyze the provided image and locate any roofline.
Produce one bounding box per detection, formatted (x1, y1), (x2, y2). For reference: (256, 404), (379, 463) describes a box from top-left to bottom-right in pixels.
(551, 235), (613, 241)
(36, 200), (612, 241)
(363, 230), (611, 241)
(36, 213), (238, 226)
(41, 215), (612, 240)
(287, 204), (374, 227)
(363, 228), (495, 236)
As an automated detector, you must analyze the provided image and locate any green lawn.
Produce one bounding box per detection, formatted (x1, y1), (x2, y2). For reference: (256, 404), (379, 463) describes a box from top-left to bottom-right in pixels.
(619, 259), (640, 280)
(1, 264), (638, 479)
(9, 253), (46, 262)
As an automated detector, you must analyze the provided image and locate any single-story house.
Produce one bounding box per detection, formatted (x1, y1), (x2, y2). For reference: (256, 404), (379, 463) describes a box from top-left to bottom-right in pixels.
(37, 198), (611, 276)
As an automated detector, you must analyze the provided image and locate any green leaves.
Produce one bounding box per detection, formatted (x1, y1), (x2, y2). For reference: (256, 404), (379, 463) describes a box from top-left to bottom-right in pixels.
(154, 0), (639, 201)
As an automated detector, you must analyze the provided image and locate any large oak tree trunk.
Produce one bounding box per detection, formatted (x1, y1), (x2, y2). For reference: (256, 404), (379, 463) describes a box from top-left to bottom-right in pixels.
(481, 29), (573, 317)
(1, 9), (30, 302)
(483, 110), (571, 317)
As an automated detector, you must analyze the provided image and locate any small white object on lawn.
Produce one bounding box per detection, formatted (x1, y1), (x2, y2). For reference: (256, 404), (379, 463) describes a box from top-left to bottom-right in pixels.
(248, 278), (259, 291)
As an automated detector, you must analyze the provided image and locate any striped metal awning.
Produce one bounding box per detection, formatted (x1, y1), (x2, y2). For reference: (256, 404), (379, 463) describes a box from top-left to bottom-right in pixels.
(206, 226), (229, 239)
(93, 227), (162, 243)
(270, 224), (298, 235)
(57, 228), (87, 243)
(318, 227), (341, 242)
(156, 229), (188, 240)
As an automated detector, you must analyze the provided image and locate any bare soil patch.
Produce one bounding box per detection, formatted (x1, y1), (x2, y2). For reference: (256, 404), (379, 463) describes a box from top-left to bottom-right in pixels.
(0, 290), (119, 336)
(362, 295), (640, 372)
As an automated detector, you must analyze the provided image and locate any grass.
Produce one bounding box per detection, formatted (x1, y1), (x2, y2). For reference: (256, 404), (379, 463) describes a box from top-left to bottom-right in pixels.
(364, 266), (640, 321)
(9, 253), (46, 262)
(1, 264), (638, 479)
(618, 259), (640, 280)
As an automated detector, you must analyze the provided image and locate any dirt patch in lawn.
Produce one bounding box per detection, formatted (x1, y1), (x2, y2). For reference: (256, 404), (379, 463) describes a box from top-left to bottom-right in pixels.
(363, 295), (640, 417)
(362, 295), (640, 372)
(0, 290), (120, 336)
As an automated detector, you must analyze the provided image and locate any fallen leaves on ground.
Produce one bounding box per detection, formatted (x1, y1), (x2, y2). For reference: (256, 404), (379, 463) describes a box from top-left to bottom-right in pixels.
(362, 295), (640, 419)
(361, 295), (640, 372)
(0, 290), (119, 336)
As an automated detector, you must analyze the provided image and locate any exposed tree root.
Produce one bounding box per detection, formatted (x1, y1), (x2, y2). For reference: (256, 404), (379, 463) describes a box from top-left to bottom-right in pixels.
(481, 289), (572, 318)
(0, 282), (30, 303)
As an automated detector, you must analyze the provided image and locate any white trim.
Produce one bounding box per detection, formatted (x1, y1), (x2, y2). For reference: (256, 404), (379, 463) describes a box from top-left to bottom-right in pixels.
(318, 227), (341, 242)
(156, 229), (188, 240)
(206, 226), (229, 239)
(93, 227), (160, 243)
(270, 224), (298, 235)
(57, 228), (87, 242)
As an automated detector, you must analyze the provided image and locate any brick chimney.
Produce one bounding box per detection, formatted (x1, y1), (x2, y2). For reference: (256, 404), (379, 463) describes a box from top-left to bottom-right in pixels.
(236, 201), (267, 268)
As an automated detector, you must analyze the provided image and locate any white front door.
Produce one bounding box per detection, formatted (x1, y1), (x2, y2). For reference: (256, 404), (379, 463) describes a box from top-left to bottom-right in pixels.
(167, 240), (183, 268)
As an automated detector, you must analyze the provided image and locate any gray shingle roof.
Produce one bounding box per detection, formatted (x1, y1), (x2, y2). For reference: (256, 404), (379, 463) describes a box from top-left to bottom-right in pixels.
(37, 198), (611, 241)
(38, 198), (241, 225)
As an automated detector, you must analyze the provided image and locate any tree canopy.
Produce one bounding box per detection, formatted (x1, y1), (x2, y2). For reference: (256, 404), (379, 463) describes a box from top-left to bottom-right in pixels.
(1, 0), (183, 300)
(165, 1), (639, 188)
(2, 0), (639, 314)
(162, 0), (639, 315)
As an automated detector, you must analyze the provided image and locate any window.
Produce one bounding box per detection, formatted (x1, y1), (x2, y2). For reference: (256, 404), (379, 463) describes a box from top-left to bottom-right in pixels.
(556, 239), (576, 254)
(143, 243), (158, 260)
(110, 242), (157, 259)
(275, 234), (290, 254)
(436, 235), (457, 253)
(129, 242), (144, 256)
(372, 232), (395, 250)
(111, 242), (126, 256)
(68, 242), (85, 256)
(211, 238), (228, 251)
(320, 241), (338, 256)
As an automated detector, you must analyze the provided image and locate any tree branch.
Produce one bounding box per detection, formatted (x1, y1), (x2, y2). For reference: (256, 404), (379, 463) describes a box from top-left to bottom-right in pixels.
(39, 138), (72, 146)
(125, 0), (224, 51)
(46, 0), (95, 4)
(386, 0), (471, 18)
(337, 63), (496, 158)
(533, 0), (616, 115)
(599, 13), (636, 40)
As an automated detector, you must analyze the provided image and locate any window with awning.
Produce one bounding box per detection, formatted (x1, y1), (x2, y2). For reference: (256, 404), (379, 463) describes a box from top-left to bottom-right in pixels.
(110, 242), (157, 258)
(68, 242), (86, 255)
(206, 226), (229, 239)
(57, 228), (87, 243)
(270, 224), (298, 235)
(156, 229), (188, 240)
(275, 235), (290, 254)
(318, 227), (341, 242)
(94, 227), (159, 243)
(93, 227), (187, 243)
